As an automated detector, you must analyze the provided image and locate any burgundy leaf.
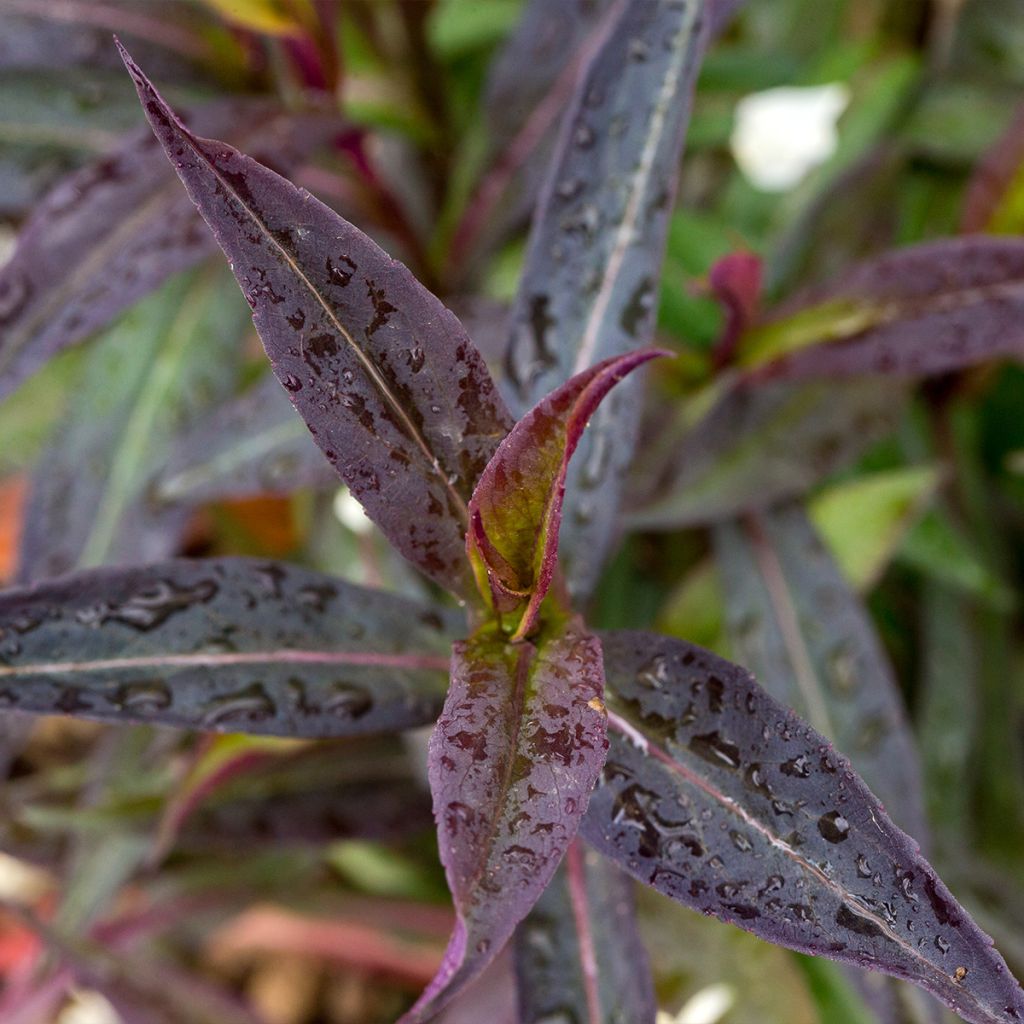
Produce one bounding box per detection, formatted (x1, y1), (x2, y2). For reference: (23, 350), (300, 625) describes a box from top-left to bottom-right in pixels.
(468, 349), (666, 639)
(0, 558), (452, 737)
(515, 840), (656, 1024)
(0, 96), (337, 401)
(118, 44), (514, 598)
(404, 624), (608, 1022)
(583, 631), (1024, 1024)
(741, 237), (1024, 381)
(502, 0), (708, 600)
(710, 250), (763, 369)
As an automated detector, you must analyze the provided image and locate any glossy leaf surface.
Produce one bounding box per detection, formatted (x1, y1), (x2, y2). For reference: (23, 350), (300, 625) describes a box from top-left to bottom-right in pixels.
(503, 0), (708, 598)
(740, 238), (1024, 380)
(17, 267), (250, 583)
(468, 350), (664, 637)
(583, 631), (1024, 1024)
(0, 558), (451, 737)
(0, 97), (334, 400)
(121, 46), (514, 598)
(515, 841), (656, 1024)
(154, 371), (336, 504)
(405, 625), (608, 1022)
(714, 506), (928, 841)
(630, 375), (905, 530)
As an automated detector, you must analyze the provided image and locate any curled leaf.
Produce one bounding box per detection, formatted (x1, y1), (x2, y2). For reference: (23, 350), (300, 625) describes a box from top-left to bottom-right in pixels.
(118, 44), (513, 598)
(404, 625), (608, 1022)
(583, 630), (1024, 1024)
(468, 349), (666, 639)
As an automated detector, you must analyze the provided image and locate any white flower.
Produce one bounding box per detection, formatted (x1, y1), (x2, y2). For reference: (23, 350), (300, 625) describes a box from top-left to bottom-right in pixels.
(730, 83), (850, 192)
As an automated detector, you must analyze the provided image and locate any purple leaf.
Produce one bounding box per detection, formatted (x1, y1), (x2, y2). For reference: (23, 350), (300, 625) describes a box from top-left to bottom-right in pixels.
(0, 558), (452, 737)
(583, 630), (1024, 1024)
(0, 96), (337, 401)
(404, 624), (608, 1022)
(629, 375), (906, 530)
(119, 44), (514, 599)
(154, 371), (337, 505)
(741, 238), (1024, 381)
(515, 840), (656, 1024)
(468, 349), (665, 639)
(17, 267), (251, 583)
(710, 250), (763, 368)
(503, 0), (708, 600)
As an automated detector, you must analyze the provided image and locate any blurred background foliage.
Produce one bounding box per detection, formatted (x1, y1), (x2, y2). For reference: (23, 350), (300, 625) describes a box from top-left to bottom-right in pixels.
(0, 0), (1022, 1022)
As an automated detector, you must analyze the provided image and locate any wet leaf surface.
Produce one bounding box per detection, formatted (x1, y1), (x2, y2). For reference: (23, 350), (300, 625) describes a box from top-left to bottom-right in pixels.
(0, 96), (336, 400)
(121, 45), (514, 598)
(405, 624), (608, 1022)
(0, 558), (452, 737)
(17, 267), (250, 583)
(468, 349), (664, 637)
(516, 840), (656, 1024)
(503, 0), (708, 599)
(741, 238), (1024, 381)
(582, 630), (1024, 1024)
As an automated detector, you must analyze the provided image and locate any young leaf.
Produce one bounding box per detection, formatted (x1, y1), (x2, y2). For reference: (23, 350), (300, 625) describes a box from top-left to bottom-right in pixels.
(404, 624), (608, 1023)
(0, 558), (451, 737)
(0, 98), (337, 401)
(515, 841), (657, 1024)
(119, 44), (514, 599)
(739, 238), (1024, 381)
(629, 375), (905, 530)
(154, 371), (337, 505)
(468, 349), (665, 639)
(16, 267), (250, 583)
(583, 631), (1024, 1024)
(714, 506), (929, 841)
(503, 0), (708, 599)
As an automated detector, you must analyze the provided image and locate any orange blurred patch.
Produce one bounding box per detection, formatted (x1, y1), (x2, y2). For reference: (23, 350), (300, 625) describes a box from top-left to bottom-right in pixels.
(0, 476), (26, 584)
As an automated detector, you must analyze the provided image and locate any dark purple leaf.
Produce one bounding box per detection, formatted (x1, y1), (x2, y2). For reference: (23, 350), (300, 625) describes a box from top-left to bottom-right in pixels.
(0, 558), (452, 737)
(468, 349), (665, 639)
(0, 95), (339, 401)
(17, 267), (251, 583)
(515, 840), (656, 1024)
(710, 250), (763, 368)
(583, 630), (1024, 1024)
(742, 238), (1024, 381)
(503, 0), (708, 600)
(715, 506), (929, 842)
(629, 375), (906, 530)
(120, 45), (514, 599)
(403, 624), (608, 1023)
(154, 371), (337, 505)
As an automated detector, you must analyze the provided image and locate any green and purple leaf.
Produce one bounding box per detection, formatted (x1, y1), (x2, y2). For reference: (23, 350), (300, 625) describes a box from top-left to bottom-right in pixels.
(154, 371), (337, 505)
(0, 97), (337, 400)
(503, 0), (708, 599)
(118, 44), (514, 598)
(739, 238), (1024, 381)
(0, 558), (452, 737)
(468, 349), (665, 639)
(715, 506), (929, 842)
(583, 631), (1024, 1024)
(515, 840), (657, 1024)
(404, 625), (608, 1023)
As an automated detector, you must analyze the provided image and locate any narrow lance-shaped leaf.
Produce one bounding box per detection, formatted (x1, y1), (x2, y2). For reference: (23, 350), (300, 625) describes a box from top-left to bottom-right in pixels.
(0, 97), (339, 400)
(119, 45), (514, 599)
(714, 506), (929, 843)
(17, 266), (250, 583)
(0, 558), (452, 738)
(503, 0), (708, 599)
(402, 625), (608, 1023)
(739, 238), (1024, 381)
(468, 349), (665, 640)
(515, 840), (657, 1024)
(582, 631), (1024, 1024)
(154, 371), (337, 505)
